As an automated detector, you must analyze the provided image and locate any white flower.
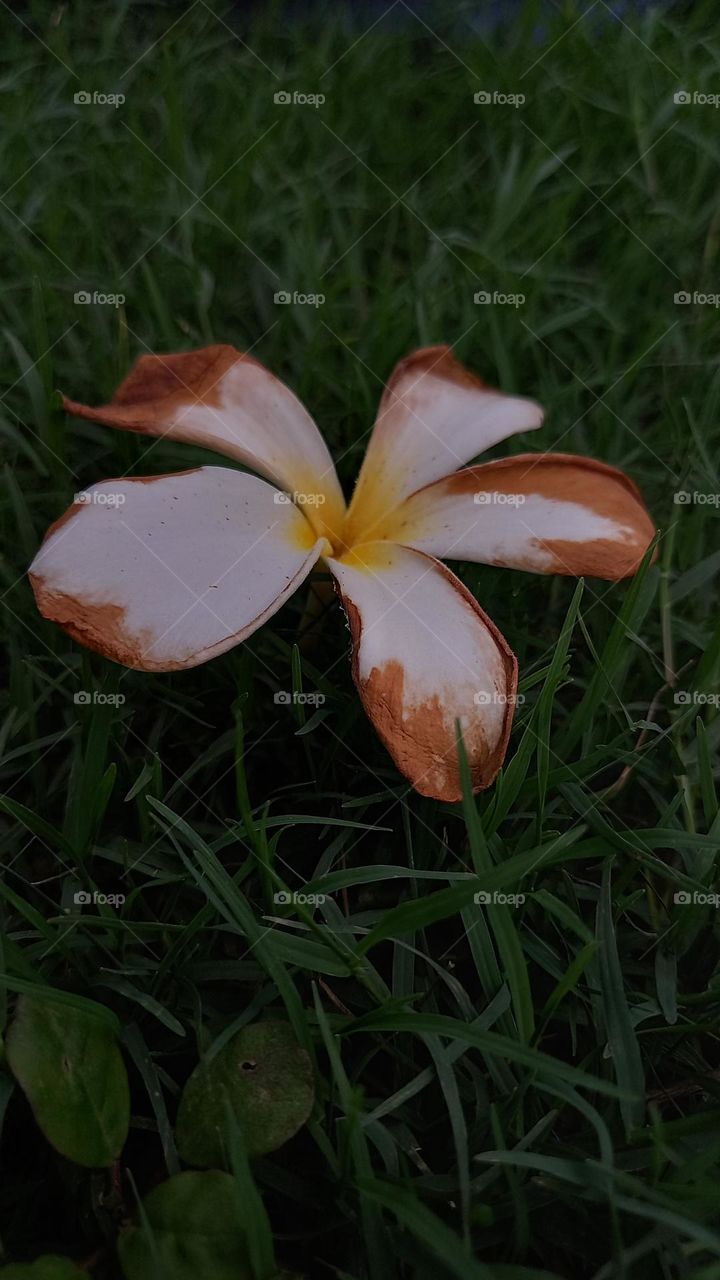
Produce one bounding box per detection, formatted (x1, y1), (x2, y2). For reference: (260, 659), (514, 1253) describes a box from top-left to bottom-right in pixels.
(29, 344), (654, 800)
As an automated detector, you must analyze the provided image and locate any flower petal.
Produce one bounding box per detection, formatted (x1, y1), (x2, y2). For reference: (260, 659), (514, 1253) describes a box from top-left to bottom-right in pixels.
(62, 345), (345, 537)
(343, 345), (543, 545)
(328, 542), (517, 801)
(376, 453), (656, 580)
(29, 467), (326, 671)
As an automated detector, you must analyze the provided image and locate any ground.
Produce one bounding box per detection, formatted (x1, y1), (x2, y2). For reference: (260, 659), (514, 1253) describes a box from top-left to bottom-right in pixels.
(0, 2), (719, 1277)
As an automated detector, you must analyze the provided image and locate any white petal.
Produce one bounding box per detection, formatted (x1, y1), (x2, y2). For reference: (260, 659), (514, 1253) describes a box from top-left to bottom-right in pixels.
(62, 346), (346, 539)
(30, 467), (325, 671)
(328, 542), (517, 801)
(378, 453), (656, 579)
(344, 346), (543, 545)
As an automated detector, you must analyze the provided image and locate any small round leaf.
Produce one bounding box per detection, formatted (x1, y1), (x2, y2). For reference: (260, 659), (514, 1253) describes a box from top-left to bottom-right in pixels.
(176, 1021), (314, 1165)
(0, 1257), (85, 1278)
(5, 996), (129, 1167)
(118, 1171), (251, 1280)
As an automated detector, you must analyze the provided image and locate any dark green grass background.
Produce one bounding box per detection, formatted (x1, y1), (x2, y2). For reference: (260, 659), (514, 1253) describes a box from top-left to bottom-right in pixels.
(1, 1), (720, 1276)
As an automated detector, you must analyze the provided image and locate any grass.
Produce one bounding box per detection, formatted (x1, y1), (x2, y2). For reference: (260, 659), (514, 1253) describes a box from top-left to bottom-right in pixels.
(1, 0), (720, 1276)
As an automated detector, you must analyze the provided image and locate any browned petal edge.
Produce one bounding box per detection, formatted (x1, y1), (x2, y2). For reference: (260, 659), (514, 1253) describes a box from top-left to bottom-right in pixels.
(28, 574), (171, 671)
(30, 487), (325, 674)
(28, 469), (196, 671)
(60, 344), (269, 435)
(404, 452), (658, 580)
(377, 344), (491, 423)
(334, 551), (518, 802)
(30, 569), (274, 674)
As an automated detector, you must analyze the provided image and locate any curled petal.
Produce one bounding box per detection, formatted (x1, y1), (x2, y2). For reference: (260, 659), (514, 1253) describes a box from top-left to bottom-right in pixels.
(343, 345), (543, 545)
(377, 453), (656, 579)
(61, 345), (345, 538)
(328, 542), (517, 801)
(29, 467), (326, 671)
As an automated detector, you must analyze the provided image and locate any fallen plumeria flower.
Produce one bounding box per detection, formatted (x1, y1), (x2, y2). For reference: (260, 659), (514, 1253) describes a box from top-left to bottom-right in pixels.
(29, 345), (655, 801)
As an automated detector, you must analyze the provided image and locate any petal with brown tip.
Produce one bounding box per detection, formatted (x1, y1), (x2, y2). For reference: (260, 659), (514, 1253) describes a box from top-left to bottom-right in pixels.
(29, 467), (325, 671)
(343, 346), (543, 546)
(61, 345), (346, 537)
(377, 453), (656, 580)
(328, 542), (517, 801)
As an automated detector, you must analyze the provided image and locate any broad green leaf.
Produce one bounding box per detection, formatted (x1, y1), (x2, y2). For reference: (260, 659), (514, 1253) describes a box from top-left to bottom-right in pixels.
(0, 980), (120, 1034)
(176, 1022), (314, 1165)
(0, 1257), (84, 1278)
(6, 996), (129, 1167)
(118, 1172), (251, 1280)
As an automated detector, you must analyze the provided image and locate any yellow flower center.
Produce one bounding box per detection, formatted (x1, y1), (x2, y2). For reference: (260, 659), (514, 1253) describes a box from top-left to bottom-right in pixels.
(289, 479), (398, 570)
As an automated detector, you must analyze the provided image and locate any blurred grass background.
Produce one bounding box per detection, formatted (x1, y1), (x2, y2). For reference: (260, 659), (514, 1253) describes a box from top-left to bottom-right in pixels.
(1, 1), (720, 1276)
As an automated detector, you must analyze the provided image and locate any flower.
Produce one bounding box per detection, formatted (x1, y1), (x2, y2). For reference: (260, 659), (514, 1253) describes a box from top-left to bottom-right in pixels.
(29, 344), (655, 801)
